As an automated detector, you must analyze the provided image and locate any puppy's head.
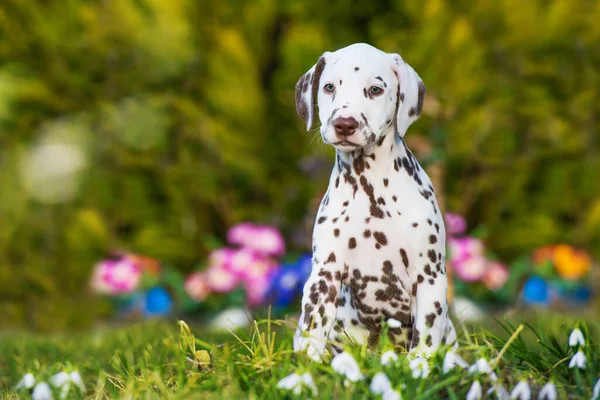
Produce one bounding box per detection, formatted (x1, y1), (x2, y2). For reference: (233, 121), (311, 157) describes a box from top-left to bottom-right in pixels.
(295, 43), (425, 152)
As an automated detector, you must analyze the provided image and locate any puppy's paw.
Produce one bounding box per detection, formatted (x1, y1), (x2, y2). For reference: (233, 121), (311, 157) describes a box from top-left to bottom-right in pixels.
(294, 329), (327, 363)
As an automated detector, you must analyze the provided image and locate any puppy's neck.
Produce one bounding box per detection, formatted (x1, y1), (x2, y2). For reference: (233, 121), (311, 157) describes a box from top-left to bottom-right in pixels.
(334, 129), (411, 175)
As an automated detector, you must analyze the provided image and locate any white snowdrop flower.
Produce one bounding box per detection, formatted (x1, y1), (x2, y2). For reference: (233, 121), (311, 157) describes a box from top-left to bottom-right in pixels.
(486, 383), (510, 400)
(32, 382), (53, 400)
(487, 383), (510, 400)
(568, 328), (585, 347)
(568, 350), (587, 369)
(49, 372), (70, 388)
(387, 318), (402, 328)
(277, 372), (317, 396)
(50, 371), (86, 399)
(510, 380), (531, 400)
(69, 371), (85, 392)
(381, 350), (399, 366)
(331, 352), (364, 382)
(592, 377), (600, 400)
(466, 380), (483, 400)
(383, 388), (403, 400)
(370, 372), (392, 394)
(15, 373), (36, 390)
(442, 350), (469, 373)
(300, 373), (318, 396)
(537, 381), (557, 400)
(409, 356), (430, 379)
(468, 357), (493, 375)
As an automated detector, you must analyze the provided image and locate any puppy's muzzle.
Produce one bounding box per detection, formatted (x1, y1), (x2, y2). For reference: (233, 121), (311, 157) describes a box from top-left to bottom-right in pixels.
(333, 117), (359, 138)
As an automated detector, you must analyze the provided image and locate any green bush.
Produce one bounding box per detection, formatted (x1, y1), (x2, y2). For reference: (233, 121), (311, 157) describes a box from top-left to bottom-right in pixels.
(0, 0), (598, 330)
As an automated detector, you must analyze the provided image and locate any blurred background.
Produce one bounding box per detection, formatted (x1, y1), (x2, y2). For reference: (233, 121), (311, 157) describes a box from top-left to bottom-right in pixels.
(0, 0), (599, 332)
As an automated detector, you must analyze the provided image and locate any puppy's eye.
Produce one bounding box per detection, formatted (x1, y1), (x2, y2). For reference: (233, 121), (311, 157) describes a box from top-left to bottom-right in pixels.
(369, 86), (384, 96)
(323, 83), (335, 93)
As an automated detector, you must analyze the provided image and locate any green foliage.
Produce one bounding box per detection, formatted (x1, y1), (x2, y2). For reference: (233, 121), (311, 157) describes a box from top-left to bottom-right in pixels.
(0, 0), (599, 329)
(0, 315), (598, 398)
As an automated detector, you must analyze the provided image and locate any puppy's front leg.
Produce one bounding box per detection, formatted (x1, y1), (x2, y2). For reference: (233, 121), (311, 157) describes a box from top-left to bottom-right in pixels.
(410, 262), (454, 356)
(293, 255), (344, 362)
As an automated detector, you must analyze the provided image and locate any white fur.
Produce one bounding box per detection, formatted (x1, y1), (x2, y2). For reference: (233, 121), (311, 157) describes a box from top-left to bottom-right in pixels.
(294, 43), (456, 362)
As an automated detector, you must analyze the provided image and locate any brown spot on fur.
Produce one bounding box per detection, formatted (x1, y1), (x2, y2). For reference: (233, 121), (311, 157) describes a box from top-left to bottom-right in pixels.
(427, 250), (437, 263)
(348, 237), (357, 249)
(373, 231), (388, 246)
(425, 313), (436, 328)
(400, 249), (409, 268)
(325, 252), (336, 264)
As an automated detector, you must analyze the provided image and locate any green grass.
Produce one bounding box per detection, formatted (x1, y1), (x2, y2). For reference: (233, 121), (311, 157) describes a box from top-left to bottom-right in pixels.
(0, 311), (598, 399)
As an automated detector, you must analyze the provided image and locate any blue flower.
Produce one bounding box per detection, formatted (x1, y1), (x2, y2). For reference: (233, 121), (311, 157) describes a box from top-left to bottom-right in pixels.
(296, 253), (312, 283)
(522, 276), (550, 306)
(144, 287), (173, 317)
(267, 253), (312, 308)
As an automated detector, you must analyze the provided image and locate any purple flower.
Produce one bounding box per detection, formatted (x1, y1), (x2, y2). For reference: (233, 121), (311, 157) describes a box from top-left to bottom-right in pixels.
(445, 213), (467, 237)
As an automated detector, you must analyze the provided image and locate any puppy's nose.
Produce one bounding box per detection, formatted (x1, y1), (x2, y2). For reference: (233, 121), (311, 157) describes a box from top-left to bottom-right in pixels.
(334, 117), (359, 137)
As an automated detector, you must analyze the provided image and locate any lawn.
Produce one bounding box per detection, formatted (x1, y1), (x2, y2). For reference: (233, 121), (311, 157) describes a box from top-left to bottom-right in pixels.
(0, 311), (598, 399)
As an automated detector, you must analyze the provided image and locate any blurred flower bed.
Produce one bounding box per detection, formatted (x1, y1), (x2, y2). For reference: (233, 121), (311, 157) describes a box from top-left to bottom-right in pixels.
(90, 216), (596, 328)
(90, 223), (311, 327)
(446, 213), (595, 319)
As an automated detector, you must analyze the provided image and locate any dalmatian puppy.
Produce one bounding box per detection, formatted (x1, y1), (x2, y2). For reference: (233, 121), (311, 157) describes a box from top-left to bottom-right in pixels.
(293, 43), (456, 362)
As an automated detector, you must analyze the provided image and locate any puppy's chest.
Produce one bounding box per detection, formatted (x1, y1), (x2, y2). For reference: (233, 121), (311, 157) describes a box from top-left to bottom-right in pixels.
(313, 166), (435, 269)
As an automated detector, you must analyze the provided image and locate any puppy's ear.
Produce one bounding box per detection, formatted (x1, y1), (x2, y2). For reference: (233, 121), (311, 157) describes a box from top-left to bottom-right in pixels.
(295, 53), (329, 131)
(390, 54), (426, 137)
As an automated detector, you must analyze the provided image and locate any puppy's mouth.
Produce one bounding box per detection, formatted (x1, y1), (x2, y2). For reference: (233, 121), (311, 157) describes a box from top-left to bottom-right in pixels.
(332, 140), (361, 147)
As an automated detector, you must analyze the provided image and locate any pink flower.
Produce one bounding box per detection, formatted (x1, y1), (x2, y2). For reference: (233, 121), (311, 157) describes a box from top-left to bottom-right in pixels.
(227, 223), (257, 246)
(453, 255), (488, 282)
(244, 276), (273, 306)
(91, 257), (141, 294)
(227, 223), (285, 257)
(445, 213), (467, 237)
(244, 255), (279, 281)
(226, 248), (261, 278)
(184, 272), (211, 301)
(448, 237), (485, 263)
(249, 226), (285, 256)
(483, 261), (509, 291)
(205, 264), (240, 293)
(208, 248), (236, 269)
